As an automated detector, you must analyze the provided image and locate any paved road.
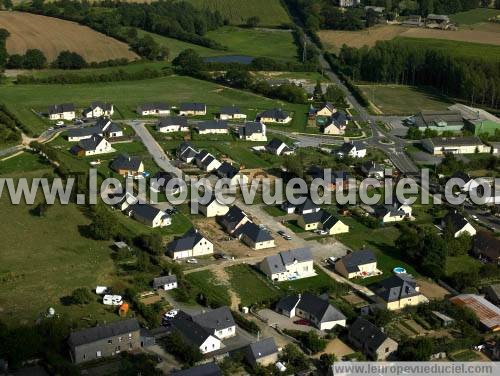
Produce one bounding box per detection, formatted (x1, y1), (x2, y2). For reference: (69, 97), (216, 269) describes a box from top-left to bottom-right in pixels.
(128, 120), (182, 176)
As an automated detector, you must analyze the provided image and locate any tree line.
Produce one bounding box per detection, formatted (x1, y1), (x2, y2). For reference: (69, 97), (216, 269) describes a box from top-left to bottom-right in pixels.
(0, 28), (8, 68)
(336, 40), (500, 109)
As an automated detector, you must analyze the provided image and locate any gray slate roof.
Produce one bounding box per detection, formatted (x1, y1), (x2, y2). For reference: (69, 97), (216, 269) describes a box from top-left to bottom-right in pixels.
(180, 103), (206, 112)
(371, 274), (419, 302)
(48, 103), (74, 115)
(215, 162), (239, 179)
(331, 111), (348, 126)
(339, 250), (376, 273)
(261, 248), (312, 275)
(128, 203), (167, 222)
(349, 318), (388, 352)
(68, 318), (140, 348)
(297, 292), (346, 324)
(301, 210), (324, 224)
(247, 337), (278, 360)
(266, 138), (288, 154)
(171, 363), (222, 376)
(196, 120), (228, 132)
(73, 134), (105, 152)
(443, 210), (469, 232)
(158, 116), (188, 128)
(257, 108), (289, 121)
(167, 228), (205, 253)
(171, 311), (213, 347)
(138, 102), (170, 112)
(153, 275), (177, 288)
(217, 206), (248, 233)
(192, 306), (235, 331)
(239, 121), (264, 137)
(110, 154), (143, 172)
(240, 222), (273, 242)
(219, 105), (243, 116)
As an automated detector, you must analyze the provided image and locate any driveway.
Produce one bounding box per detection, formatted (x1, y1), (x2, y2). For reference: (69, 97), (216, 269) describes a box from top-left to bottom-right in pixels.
(128, 120), (182, 176)
(257, 308), (322, 334)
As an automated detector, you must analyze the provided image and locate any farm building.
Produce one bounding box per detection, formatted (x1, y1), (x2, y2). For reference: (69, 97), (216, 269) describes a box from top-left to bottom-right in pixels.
(412, 110), (464, 134)
(449, 104), (500, 136)
(450, 294), (500, 332)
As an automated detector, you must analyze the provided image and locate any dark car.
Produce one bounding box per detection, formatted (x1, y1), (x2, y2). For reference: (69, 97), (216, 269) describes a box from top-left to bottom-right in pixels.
(277, 230), (286, 236)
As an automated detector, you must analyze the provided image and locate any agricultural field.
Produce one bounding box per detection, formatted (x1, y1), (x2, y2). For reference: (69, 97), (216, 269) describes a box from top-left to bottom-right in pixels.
(0, 169), (120, 325)
(184, 0), (291, 27)
(358, 84), (452, 115)
(206, 27), (299, 62)
(319, 23), (500, 54)
(0, 11), (138, 62)
(450, 8), (500, 26)
(0, 75), (307, 135)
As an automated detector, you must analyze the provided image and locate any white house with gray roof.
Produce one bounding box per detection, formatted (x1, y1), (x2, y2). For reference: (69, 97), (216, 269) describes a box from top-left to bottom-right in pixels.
(238, 121), (267, 141)
(265, 138), (293, 156)
(217, 105), (247, 120)
(153, 275), (177, 290)
(137, 103), (170, 116)
(256, 108), (291, 124)
(70, 135), (113, 156)
(259, 248), (314, 281)
(67, 117), (123, 142)
(192, 306), (236, 340)
(170, 311), (222, 354)
(48, 103), (75, 121)
(335, 249), (379, 279)
(177, 142), (199, 163)
(239, 222), (275, 250)
(245, 338), (278, 366)
(195, 120), (229, 135)
(82, 102), (114, 119)
(276, 292), (346, 330)
(125, 203), (171, 228)
(166, 228), (213, 259)
(178, 102), (206, 116)
(157, 116), (189, 133)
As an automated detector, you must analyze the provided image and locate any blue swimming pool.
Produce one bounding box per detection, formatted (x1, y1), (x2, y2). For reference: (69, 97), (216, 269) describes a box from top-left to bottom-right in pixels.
(393, 267), (407, 274)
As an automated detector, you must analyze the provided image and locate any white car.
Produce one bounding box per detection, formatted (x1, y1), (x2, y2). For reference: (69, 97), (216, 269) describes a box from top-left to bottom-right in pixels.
(186, 258), (198, 264)
(55, 121), (64, 126)
(103, 294), (123, 306)
(326, 257), (337, 266)
(471, 215), (479, 221)
(164, 309), (179, 319)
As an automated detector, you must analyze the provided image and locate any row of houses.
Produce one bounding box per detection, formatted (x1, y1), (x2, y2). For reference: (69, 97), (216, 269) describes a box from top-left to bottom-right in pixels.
(48, 101), (114, 121)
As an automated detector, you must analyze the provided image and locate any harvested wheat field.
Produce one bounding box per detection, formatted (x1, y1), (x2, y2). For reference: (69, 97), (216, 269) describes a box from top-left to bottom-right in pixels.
(401, 27), (500, 46)
(0, 11), (139, 62)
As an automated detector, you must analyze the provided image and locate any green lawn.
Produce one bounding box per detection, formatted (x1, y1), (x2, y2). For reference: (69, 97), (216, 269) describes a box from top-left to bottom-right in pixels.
(206, 27), (299, 62)
(278, 266), (339, 294)
(0, 172), (120, 325)
(395, 37), (500, 62)
(358, 84), (453, 115)
(0, 75), (303, 135)
(185, 270), (231, 307)
(184, 0), (291, 27)
(284, 220), (305, 233)
(444, 254), (482, 277)
(336, 216), (419, 284)
(263, 205), (286, 217)
(0, 152), (51, 175)
(450, 8), (500, 25)
(226, 264), (282, 306)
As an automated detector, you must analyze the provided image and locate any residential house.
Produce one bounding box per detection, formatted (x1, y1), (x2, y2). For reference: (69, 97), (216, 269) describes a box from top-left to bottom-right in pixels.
(82, 102), (114, 118)
(48, 103), (75, 121)
(166, 228), (214, 259)
(256, 108), (291, 124)
(484, 284), (500, 306)
(259, 247), (314, 282)
(238, 121), (267, 141)
(239, 222), (275, 250)
(324, 111), (348, 135)
(335, 249), (378, 279)
(217, 105), (247, 120)
(126, 203), (171, 228)
(177, 142), (199, 163)
(150, 171), (184, 195)
(214, 162), (249, 186)
(373, 201), (413, 223)
(67, 117), (123, 142)
(195, 120), (229, 135)
(192, 306), (236, 340)
(339, 0), (361, 7)
(370, 274), (428, 310)
(245, 338), (279, 367)
(450, 171), (481, 192)
(70, 135), (113, 156)
(171, 363), (222, 376)
(178, 103), (206, 116)
(422, 136), (491, 155)
(111, 191), (138, 211)
(297, 197), (320, 215)
(137, 103), (170, 116)
(110, 154), (144, 177)
(442, 210), (476, 238)
(217, 205), (250, 234)
(195, 150), (221, 172)
(361, 161), (385, 179)
(157, 116), (189, 133)
(276, 292), (346, 330)
(450, 294), (500, 332)
(153, 275), (177, 291)
(348, 318), (398, 360)
(265, 138), (293, 156)
(473, 231), (500, 265)
(320, 212), (350, 235)
(316, 102), (336, 117)
(68, 318), (141, 364)
(170, 311), (222, 354)
(198, 195), (230, 218)
(297, 210), (324, 231)
(337, 141), (367, 158)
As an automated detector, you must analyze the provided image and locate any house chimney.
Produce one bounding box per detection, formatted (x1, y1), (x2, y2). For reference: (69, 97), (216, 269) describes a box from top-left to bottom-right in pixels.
(381, 327), (385, 333)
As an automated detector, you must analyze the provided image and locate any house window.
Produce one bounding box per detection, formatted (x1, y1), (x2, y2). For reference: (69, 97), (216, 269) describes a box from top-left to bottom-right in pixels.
(129, 343), (133, 349)
(108, 339), (113, 344)
(204, 346), (207, 351)
(385, 347), (390, 353)
(96, 351), (102, 358)
(128, 333), (132, 339)
(83, 354), (86, 360)
(119, 337), (123, 342)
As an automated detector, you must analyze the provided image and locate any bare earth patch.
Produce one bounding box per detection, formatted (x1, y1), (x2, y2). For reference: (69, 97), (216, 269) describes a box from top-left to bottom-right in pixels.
(400, 27), (500, 46)
(417, 278), (449, 300)
(0, 11), (139, 62)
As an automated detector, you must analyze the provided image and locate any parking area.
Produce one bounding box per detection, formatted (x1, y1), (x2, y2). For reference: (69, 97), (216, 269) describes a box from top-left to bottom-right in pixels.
(257, 308), (322, 334)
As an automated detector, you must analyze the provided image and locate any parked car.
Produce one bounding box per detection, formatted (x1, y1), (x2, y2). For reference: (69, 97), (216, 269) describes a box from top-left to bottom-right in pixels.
(471, 215), (479, 221)
(326, 257), (337, 266)
(314, 229), (328, 235)
(186, 258), (198, 264)
(277, 230), (286, 236)
(164, 309), (179, 319)
(283, 234), (292, 240)
(55, 120), (64, 126)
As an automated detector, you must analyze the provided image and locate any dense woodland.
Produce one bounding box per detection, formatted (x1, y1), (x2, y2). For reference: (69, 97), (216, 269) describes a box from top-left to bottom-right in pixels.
(335, 40), (500, 108)
(285, 0), (484, 31)
(0, 28), (8, 68)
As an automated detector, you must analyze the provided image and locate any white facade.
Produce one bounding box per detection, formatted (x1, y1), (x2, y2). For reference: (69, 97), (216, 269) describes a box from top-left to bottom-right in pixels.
(199, 335), (222, 354)
(259, 116), (291, 124)
(160, 281), (177, 290)
(49, 111), (75, 121)
(158, 125), (189, 133)
(219, 113), (247, 120)
(198, 128), (228, 135)
(454, 222), (477, 238)
(324, 123), (345, 135)
(171, 238), (214, 260)
(138, 108), (170, 116)
(82, 139), (113, 156)
(214, 325), (236, 340)
(84, 105), (114, 119)
(242, 236), (275, 250)
(199, 200), (230, 217)
(261, 259), (315, 282)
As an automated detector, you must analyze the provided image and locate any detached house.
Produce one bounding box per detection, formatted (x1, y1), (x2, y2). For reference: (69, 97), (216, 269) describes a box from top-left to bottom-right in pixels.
(48, 103), (75, 121)
(111, 191), (138, 211)
(297, 209), (349, 235)
(316, 102), (336, 117)
(256, 108), (291, 124)
(157, 116), (189, 133)
(198, 195), (230, 218)
(276, 292), (346, 330)
(110, 154), (144, 177)
(68, 318), (141, 364)
(179, 102), (206, 116)
(150, 171), (184, 195)
(335, 249), (378, 279)
(373, 201), (413, 223)
(473, 231), (500, 265)
(370, 274), (428, 311)
(170, 311), (222, 354)
(83, 102), (114, 119)
(153, 275), (177, 291)
(177, 142), (199, 163)
(126, 203), (171, 228)
(259, 248), (314, 282)
(214, 162), (249, 186)
(166, 228), (214, 259)
(195, 120), (228, 135)
(348, 318), (398, 360)
(217, 205), (250, 234)
(192, 306), (236, 340)
(266, 138), (293, 156)
(238, 222), (275, 250)
(172, 363), (222, 376)
(245, 338), (279, 367)
(442, 210), (476, 238)
(195, 150), (221, 172)
(70, 135), (113, 156)
(67, 117), (123, 142)
(337, 141), (367, 158)
(217, 105), (247, 120)
(361, 161), (385, 179)
(137, 103), (170, 116)
(324, 111), (349, 135)
(238, 121), (267, 141)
